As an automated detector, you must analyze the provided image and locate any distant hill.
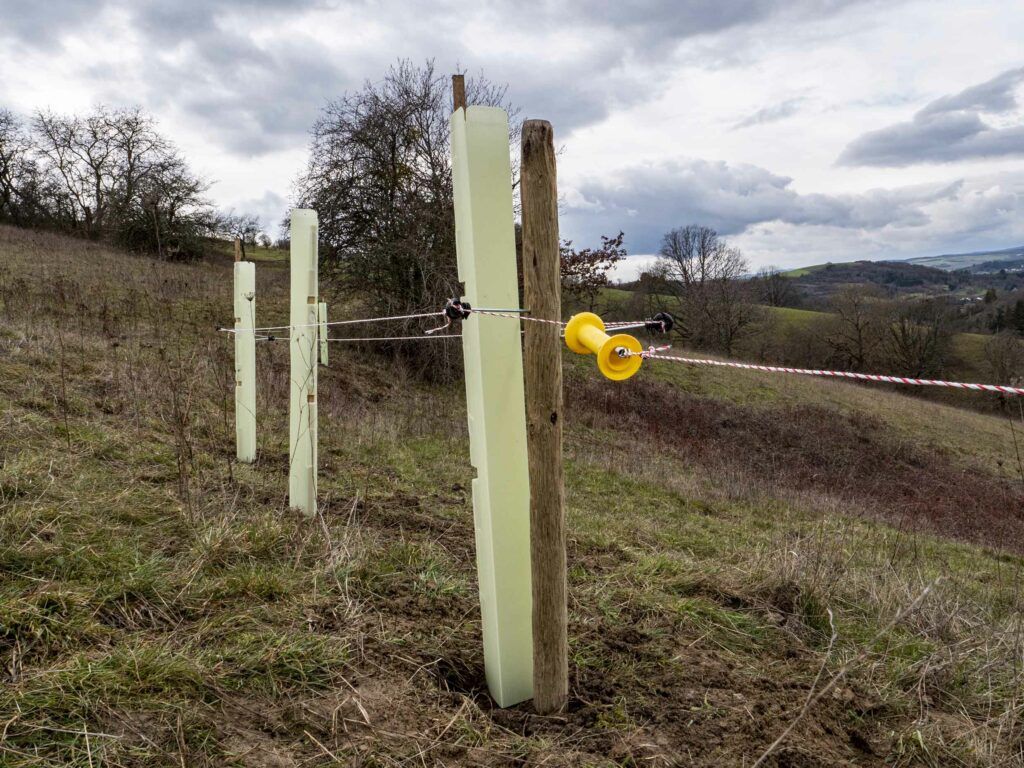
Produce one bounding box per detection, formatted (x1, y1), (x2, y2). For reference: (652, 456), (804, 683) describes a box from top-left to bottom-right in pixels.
(777, 247), (1024, 302)
(901, 245), (1024, 273)
(781, 259), (979, 301)
(782, 245), (1024, 279)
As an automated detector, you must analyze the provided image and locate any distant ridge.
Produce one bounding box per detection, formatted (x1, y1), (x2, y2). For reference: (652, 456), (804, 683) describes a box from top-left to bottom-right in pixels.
(780, 244), (1024, 276)
(900, 245), (1024, 272)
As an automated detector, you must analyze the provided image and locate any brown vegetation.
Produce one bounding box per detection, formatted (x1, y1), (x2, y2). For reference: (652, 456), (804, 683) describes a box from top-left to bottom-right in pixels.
(2, 227), (1024, 766)
(568, 372), (1024, 553)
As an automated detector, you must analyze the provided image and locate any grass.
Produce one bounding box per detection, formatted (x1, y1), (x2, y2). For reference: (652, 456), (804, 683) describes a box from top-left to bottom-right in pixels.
(204, 237), (290, 265)
(2, 225), (1024, 766)
(780, 264), (827, 278)
(764, 304), (828, 329)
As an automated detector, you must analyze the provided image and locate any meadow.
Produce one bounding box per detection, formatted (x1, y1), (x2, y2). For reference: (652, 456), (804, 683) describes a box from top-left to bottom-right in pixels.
(2, 226), (1023, 766)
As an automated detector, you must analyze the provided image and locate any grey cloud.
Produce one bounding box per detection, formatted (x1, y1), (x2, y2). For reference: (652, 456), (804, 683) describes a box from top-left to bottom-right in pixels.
(130, 0), (318, 41)
(732, 97), (805, 130)
(2, 0), (897, 157)
(561, 159), (964, 253)
(839, 67), (1024, 166)
(920, 66), (1024, 116)
(129, 2), (343, 153)
(0, 0), (97, 44)
(222, 190), (289, 235)
(514, 0), (874, 57)
(82, 9), (356, 155)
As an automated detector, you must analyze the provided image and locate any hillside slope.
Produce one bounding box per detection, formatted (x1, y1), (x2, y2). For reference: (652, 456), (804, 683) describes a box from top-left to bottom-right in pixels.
(905, 245), (1024, 272)
(2, 226), (1023, 767)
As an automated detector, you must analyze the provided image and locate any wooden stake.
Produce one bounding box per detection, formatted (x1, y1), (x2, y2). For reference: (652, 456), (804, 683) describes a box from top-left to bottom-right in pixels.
(521, 120), (567, 714)
(289, 209), (318, 515)
(451, 100), (533, 708)
(233, 236), (241, 262)
(452, 74), (467, 112)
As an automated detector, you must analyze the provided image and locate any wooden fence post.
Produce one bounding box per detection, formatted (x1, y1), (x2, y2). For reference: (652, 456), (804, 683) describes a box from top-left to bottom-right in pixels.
(233, 253), (257, 463)
(521, 119), (567, 713)
(289, 209), (318, 515)
(451, 101), (533, 707)
(452, 74), (466, 111)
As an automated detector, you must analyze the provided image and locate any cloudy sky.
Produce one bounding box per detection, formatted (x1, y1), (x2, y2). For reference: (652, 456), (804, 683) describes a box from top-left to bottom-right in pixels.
(2, 0), (1022, 276)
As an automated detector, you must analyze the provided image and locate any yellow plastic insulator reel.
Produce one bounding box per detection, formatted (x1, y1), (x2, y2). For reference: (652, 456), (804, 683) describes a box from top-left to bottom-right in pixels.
(563, 312), (643, 381)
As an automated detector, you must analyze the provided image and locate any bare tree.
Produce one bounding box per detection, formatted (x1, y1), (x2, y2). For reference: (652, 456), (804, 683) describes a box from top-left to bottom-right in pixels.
(655, 224), (760, 354)
(560, 231), (626, 311)
(825, 287), (886, 370)
(0, 109), (53, 226)
(125, 153), (211, 260)
(984, 332), (1024, 386)
(15, 105), (212, 258)
(754, 265), (795, 307)
(216, 211), (262, 258)
(882, 299), (953, 377)
(294, 60), (517, 323)
(105, 107), (171, 223)
(32, 108), (120, 238)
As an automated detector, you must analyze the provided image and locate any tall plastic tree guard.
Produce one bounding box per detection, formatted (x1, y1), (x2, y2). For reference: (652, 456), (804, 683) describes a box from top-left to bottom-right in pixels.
(451, 105), (533, 707)
(318, 301), (329, 366)
(289, 209), (318, 515)
(234, 261), (257, 463)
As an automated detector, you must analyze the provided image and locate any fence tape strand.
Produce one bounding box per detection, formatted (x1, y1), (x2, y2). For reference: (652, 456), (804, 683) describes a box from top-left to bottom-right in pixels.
(628, 351), (1024, 396)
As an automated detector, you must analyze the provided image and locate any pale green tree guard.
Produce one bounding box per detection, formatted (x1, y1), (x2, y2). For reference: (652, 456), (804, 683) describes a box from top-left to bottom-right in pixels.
(318, 301), (329, 366)
(233, 261), (256, 463)
(289, 209), (319, 514)
(451, 105), (533, 707)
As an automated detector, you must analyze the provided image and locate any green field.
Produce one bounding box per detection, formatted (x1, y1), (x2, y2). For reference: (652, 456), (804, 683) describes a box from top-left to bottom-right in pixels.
(780, 264), (827, 278)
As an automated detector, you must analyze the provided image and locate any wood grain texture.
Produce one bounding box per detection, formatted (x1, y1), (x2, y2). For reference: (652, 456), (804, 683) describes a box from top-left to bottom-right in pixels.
(521, 119), (567, 714)
(452, 74), (467, 111)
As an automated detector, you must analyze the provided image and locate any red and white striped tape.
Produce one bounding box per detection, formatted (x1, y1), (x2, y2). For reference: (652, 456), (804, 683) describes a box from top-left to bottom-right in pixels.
(630, 350), (1024, 396)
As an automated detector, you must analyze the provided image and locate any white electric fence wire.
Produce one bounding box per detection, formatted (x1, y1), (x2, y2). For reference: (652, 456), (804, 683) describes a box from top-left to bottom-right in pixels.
(425, 308), (569, 335)
(326, 334), (462, 343)
(475, 310), (566, 327)
(600, 321), (652, 332)
(221, 310), (445, 335)
(224, 302), (1022, 397)
(226, 300), (660, 346)
(626, 350), (1024, 397)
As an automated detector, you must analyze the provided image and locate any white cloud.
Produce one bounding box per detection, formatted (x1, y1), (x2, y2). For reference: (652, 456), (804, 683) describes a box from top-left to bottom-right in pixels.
(1, 0), (1023, 259)
(839, 67), (1024, 166)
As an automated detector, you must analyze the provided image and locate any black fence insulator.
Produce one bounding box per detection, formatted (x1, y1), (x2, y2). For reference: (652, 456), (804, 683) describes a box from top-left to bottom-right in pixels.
(646, 312), (674, 334)
(445, 299), (472, 321)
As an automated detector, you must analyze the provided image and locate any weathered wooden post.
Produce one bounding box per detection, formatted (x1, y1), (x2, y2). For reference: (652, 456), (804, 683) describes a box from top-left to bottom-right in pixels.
(521, 119), (568, 713)
(233, 243), (257, 463)
(451, 98), (534, 707)
(289, 209), (318, 515)
(452, 73), (467, 111)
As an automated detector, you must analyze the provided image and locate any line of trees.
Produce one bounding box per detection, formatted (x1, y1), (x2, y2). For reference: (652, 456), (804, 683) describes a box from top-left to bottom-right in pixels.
(775, 285), (1021, 383)
(625, 224), (1024, 386)
(0, 105), (255, 260)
